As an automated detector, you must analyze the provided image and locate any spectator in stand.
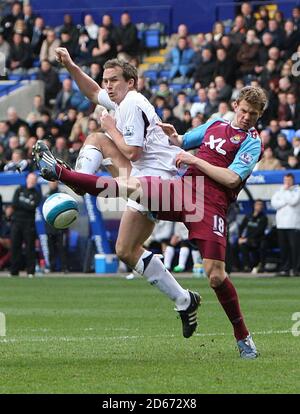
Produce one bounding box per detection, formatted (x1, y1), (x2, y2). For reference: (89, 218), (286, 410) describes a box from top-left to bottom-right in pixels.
(267, 47), (284, 74)
(214, 47), (236, 86)
(4, 148), (29, 172)
(23, 3), (37, 41)
(181, 110), (192, 133)
(271, 173), (300, 276)
(292, 6), (300, 31)
(39, 29), (60, 64)
(193, 47), (216, 87)
(6, 107), (28, 135)
(282, 20), (299, 60)
(101, 14), (118, 43)
(257, 32), (274, 71)
(214, 75), (232, 103)
(37, 59), (61, 107)
(8, 32), (32, 71)
(173, 91), (192, 121)
(268, 119), (281, 146)
(276, 92), (288, 124)
(274, 133), (293, 167)
(255, 18), (267, 41)
(255, 146), (282, 171)
(203, 87), (219, 119)
(0, 143), (6, 170)
(212, 21), (225, 44)
(259, 59), (280, 90)
(91, 25), (117, 66)
(137, 74), (152, 101)
(83, 14), (98, 40)
(0, 1), (23, 40)
(26, 94), (45, 124)
(89, 62), (102, 85)
(292, 136), (300, 158)
(56, 14), (79, 45)
(59, 29), (77, 58)
(150, 81), (175, 108)
(59, 107), (78, 138)
(17, 124), (30, 147)
(29, 17), (45, 58)
(0, 120), (14, 148)
(240, 2), (256, 30)
(161, 106), (184, 135)
(166, 23), (193, 52)
(190, 88), (207, 118)
(237, 199), (268, 272)
(116, 12), (139, 59)
(52, 136), (70, 164)
(230, 15), (246, 45)
(267, 19), (284, 49)
(219, 35), (239, 64)
(236, 29), (260, 77)
(4, 135), (20, 160)
(54, 78), (76, 115)
(231, 78), (245, 101)
(278, 76), (296, 94)
(285, 154), (300, 170)
(167, 36), (195, 80)
(75, 28), (94, 66)
(210, 101), (235, 122)
(259, 129), (272, 147)
(280, 93), (300, 130)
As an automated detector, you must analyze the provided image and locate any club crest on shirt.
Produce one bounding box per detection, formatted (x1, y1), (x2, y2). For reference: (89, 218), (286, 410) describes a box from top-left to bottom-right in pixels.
(124, 125), (134, 137)
(230, 134), (242, 144)
(239, 152), (253, 164)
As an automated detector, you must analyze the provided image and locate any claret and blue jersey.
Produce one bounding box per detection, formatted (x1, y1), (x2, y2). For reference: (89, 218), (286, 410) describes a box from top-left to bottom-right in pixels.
(182, 118), (263, 206)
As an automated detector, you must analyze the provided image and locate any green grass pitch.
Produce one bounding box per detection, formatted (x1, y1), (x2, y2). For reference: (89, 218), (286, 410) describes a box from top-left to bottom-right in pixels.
(0, 276), (300, 394)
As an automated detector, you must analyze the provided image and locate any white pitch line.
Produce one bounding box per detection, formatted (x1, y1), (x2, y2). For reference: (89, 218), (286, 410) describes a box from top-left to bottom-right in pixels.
(0, 329), (292, 344)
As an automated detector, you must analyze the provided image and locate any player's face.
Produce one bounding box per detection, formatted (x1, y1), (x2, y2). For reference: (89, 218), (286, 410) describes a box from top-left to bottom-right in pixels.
(102, 67), (134, 104)
(233, 99), (261, 131)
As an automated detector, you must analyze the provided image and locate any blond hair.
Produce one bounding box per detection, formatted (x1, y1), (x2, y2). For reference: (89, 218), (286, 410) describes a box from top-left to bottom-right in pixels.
(236, 86), (268, 113)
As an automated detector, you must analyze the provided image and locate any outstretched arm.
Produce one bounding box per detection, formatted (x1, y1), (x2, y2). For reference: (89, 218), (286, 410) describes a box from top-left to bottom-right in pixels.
(156, 122), (183, 147)
(55, 47), (101, 104)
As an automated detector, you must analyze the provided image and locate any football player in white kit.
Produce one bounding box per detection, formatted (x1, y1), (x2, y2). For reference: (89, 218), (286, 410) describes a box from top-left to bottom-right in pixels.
(54, 48), (200, 338)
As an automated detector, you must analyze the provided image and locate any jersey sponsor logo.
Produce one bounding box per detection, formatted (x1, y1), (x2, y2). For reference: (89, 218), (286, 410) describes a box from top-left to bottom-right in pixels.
(124, 125), (135, 137)
(205, 134), (226, 155)
(230, 134), (242, 144)
(239, 152), (253, 164)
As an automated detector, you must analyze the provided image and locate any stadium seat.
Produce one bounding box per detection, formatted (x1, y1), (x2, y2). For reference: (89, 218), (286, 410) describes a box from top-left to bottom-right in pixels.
(159, 70), (171, 79)
(144, 29), (161, 49)
(143, 70), (159, 81)
(280, 129), (296, 143)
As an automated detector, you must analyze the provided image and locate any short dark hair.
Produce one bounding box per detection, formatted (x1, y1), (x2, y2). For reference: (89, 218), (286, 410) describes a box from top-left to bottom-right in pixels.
(285, 173), (295, 182)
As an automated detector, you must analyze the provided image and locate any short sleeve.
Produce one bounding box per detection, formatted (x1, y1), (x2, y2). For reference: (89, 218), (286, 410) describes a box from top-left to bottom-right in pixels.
(228, 136), (262, 180)
(121, 103), (146, 147)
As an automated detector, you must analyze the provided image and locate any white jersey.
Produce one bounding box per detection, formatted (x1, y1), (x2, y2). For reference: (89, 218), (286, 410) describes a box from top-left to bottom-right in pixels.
(98, 89), (181, 178)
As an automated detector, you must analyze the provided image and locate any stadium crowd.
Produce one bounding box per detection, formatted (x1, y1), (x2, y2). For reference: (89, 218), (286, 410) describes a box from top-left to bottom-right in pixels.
(0, 1), (300, 275)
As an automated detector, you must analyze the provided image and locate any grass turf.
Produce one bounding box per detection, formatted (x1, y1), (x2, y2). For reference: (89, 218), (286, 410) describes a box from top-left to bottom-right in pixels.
(0, 276), (299, 394)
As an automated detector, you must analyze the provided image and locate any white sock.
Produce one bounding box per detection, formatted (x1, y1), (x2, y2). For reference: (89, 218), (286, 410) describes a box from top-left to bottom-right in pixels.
(75, 144), (103, 173)
(178, 246), (190, 269)
(135, 251), (190, 310)
(164, 245), (175, 270)
(192, 250), (201, 265)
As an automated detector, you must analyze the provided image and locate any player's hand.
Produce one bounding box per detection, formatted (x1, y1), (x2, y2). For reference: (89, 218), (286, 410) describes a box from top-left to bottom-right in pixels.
(156, 121), (178, 138)
(175, 151), (196, 168)
(55, 47), (73, 67)
(100, 111), (116, 132)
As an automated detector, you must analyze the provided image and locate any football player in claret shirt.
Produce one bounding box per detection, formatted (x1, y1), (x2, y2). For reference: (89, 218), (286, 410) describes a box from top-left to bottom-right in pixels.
(33, 86), (267, 359)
